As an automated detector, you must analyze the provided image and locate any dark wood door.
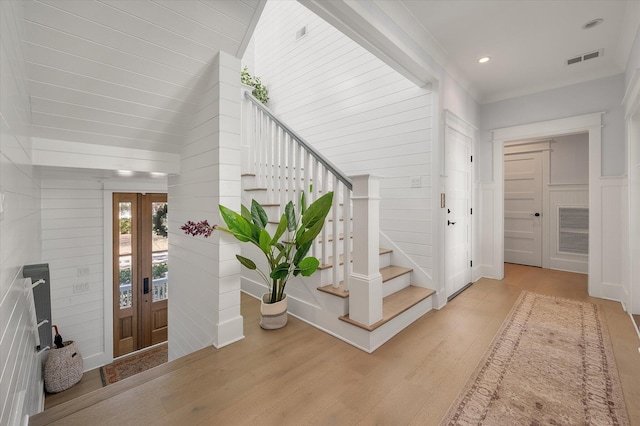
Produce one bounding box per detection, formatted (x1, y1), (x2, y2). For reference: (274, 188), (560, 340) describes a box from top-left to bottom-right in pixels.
(113, 193), (168, 357)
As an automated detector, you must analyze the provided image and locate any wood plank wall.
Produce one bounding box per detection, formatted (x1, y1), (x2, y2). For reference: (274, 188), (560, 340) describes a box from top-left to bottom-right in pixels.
(0, 0), (43, 423)
(250, 1), (434, 276)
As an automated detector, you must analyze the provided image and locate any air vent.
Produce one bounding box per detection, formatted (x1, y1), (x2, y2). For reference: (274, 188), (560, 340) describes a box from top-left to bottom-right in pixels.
(566, 49), (604, 66)
(295, 26), (307, 41)
(567, 56), (582, 65)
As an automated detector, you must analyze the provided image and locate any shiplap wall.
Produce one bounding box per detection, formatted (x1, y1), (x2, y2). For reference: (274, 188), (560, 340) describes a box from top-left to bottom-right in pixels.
(250, 1), (434, 275)
(168, 52), (243, 361)
(40, 174), (105, 370)
(0, 1), (43, 423)
(38, 169), (169, 371)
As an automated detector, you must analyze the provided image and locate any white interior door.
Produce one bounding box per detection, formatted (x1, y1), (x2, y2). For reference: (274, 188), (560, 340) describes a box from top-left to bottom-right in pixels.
(445, 126), (472, 299)
(504, 152), (543, 267)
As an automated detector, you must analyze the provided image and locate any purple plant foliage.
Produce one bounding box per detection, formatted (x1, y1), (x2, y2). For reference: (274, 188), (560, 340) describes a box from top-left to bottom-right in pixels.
(181, 220), (217, 238)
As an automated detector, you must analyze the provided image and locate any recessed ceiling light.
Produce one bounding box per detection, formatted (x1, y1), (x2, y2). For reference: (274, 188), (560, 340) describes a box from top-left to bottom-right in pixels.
(583, 18), (603, 30)
(478, 56), (491, 64)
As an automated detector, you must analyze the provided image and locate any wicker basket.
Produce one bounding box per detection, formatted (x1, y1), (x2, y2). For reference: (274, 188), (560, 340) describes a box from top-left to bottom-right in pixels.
(44, 341), (83, 393)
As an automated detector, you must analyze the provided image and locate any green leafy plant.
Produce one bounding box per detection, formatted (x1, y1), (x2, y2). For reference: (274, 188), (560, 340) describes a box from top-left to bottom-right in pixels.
(241, 66), (269, 105)
(152, 263), (168, 279)
(181, 192), (333, 304)
(153, 203), (168, 237)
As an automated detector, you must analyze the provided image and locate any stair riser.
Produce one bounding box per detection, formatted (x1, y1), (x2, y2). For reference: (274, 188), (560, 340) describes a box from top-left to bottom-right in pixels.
(383, 273), (411, 297)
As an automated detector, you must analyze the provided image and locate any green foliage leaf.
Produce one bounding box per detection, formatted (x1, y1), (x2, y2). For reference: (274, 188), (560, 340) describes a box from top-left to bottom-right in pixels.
(270, 263), (290, 280)
(285, 201), (296, 231)
(241, 204), (252, 223)
(271, 214), (287, 244)
(219, 205), (252, 242)
(293, 240), (313, 266)
(251, 200), (268, 229)
(297, 217), (326, 246)
(296, 257), (319, 277)
(302, 192), (333, 229)
(300, 192), (306, 215)
(236, 255), (256, 270)
(259, 229), (271, 254)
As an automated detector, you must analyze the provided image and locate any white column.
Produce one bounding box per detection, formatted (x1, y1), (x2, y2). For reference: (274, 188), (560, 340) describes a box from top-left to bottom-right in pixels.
(348, 174), (383, 326)
(168, 52), (244, 361)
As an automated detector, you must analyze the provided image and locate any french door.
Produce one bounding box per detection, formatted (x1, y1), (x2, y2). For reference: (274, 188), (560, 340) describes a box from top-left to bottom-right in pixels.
(113, 193), (168, 357)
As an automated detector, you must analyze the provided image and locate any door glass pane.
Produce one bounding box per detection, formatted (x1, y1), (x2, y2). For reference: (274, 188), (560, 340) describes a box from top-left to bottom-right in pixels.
(151, 202), (168, 302)
(119, 202), (132, 309)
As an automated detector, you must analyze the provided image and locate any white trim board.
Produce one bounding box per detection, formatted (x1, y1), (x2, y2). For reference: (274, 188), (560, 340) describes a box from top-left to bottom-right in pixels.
(491, 112), (614, 299)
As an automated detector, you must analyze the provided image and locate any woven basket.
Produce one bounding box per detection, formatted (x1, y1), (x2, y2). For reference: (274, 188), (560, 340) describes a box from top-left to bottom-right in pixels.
(44, 341), (83, 393)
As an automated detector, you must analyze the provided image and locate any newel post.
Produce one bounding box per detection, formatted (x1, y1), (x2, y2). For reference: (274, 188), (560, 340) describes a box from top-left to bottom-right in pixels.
(348, 174), (383, 326)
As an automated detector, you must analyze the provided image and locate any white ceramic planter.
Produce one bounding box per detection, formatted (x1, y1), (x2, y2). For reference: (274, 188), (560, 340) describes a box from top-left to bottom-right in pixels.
(260, 293), (288, 329)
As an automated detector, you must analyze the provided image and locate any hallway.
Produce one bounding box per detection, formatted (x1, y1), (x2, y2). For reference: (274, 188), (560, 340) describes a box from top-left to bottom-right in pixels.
(33, 264), (640, 425)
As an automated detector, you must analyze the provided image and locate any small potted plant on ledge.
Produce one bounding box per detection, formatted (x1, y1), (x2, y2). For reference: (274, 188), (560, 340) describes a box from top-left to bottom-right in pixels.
(181, 192), (333, 329)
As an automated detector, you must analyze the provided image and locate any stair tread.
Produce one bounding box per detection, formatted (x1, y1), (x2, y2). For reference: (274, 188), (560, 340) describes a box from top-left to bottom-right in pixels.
(339, 286), (436, 332)
(380, 265), (412, 282)
(317, 282), (349, 298)
(317, 261), (408, 298)
(318, 248), (391, 270)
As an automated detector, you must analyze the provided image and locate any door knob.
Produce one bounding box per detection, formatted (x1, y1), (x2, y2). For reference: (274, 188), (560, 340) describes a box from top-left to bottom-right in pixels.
(534, 212), (541, 217)
(448, 220), (456, 226)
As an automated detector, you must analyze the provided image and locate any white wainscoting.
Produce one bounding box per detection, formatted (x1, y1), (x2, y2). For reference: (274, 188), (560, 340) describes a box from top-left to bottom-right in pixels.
(548, 185), (589, 274)
(596, 178), (628, 302)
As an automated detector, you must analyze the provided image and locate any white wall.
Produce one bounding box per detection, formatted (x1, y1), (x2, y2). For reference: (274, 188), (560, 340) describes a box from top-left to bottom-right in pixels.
(168, 51), (244, 361)
(479, 74), (626, 182)
(250, 1), (434, 278)
(0, 1), (43, 423)
(550, 134), (589, 184)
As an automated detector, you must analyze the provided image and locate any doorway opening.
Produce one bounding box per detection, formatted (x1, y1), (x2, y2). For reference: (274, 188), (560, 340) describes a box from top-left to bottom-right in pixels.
(113, 193), (168, 358)
(503, 134), (589, 273)
(491, 112), (601, 293)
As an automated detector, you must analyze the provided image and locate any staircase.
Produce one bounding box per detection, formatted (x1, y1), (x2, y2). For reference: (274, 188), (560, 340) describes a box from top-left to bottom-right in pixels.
(239, 89), (436, 352)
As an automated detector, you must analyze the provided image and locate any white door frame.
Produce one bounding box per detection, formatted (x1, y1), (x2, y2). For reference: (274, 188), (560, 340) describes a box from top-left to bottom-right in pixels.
(491, 112), (602, 296)
(623, 70), (640, 315)
(103, 181), (167, 367)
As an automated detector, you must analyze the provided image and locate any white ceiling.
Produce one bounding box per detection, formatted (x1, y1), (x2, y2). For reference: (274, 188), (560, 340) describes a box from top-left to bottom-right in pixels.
(400, 0), (639, 103)
(23, 0), (263, 154)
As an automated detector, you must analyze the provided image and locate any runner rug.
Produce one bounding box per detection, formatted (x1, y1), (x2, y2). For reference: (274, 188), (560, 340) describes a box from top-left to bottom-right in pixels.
(100, 343), (168, 386)
(441, 291), (629, 425)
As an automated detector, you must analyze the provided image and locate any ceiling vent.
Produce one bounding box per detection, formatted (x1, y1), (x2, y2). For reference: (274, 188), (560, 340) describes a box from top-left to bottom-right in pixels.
(566, 49), (604, 66)
(295, 26), (307, 41)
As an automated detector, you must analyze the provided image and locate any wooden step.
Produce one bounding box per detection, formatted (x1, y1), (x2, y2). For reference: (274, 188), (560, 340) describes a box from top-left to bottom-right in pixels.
(380, 265), (412, 282)
(338, 286), (436, 331)
(318, 248), (390, 270)
(316, 260), (406, 298)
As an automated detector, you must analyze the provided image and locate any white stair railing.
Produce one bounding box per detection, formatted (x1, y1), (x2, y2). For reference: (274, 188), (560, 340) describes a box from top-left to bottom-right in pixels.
(243, 91), (354, 291)
(242, 91), (382, 325)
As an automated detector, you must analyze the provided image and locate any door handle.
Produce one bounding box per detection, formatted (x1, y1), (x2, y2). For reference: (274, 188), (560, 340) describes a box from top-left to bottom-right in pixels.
(532, 212), (541, 217)
(143, 277), (150, 294)
(448, 220), (456, 226)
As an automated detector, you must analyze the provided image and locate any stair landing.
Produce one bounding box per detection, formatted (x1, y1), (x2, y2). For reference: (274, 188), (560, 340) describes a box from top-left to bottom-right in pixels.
(339, 286), (435, 331)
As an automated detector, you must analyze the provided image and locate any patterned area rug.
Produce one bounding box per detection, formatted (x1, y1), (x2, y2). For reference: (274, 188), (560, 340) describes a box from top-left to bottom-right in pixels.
(441, 291), (630, 425)
(100, 343), (167, 386)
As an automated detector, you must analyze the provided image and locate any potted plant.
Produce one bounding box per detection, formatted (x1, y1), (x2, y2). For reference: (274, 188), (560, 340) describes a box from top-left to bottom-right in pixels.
(241, 66), (269, 104)
(181, 191), (333, 329)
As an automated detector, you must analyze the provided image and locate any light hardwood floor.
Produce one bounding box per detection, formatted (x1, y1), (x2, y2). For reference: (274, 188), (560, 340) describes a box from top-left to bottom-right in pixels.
(32, 264), (640, 425)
